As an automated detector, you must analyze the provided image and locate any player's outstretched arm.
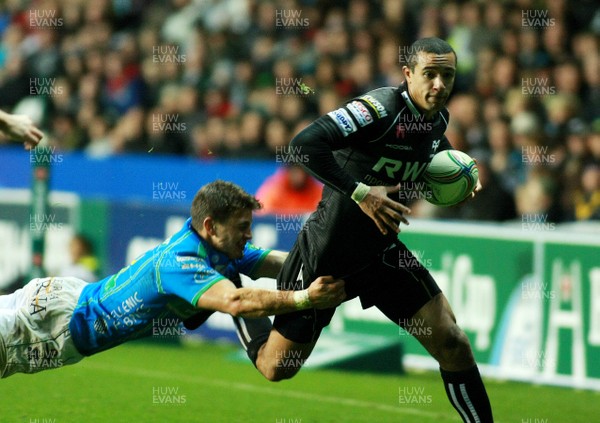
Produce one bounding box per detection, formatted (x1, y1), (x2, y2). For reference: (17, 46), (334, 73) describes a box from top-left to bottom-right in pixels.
(0, 110), (44, 149)
(253, 250), (288, 279)
(196, 276), (345, 318)
(355, 183), (411, 235)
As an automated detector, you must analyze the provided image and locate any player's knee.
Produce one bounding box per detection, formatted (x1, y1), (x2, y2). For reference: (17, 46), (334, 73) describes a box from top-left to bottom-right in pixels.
(261, 365), (299, 382)
(257, 354), (302, 382)
(435, 324), (473, 367)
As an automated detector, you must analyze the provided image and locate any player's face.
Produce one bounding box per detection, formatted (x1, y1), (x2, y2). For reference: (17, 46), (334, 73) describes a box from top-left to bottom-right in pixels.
(403, 52), (456, 118)
(211, 209), (253, 259)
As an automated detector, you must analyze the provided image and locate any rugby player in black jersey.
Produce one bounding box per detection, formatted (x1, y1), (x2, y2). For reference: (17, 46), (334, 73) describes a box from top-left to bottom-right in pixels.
(236, 37), (493, 422)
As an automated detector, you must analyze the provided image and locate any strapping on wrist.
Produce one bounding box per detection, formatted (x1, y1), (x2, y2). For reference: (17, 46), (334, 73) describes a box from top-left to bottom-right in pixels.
(293, 289), (312, 310)
(351, 182), (370, 203)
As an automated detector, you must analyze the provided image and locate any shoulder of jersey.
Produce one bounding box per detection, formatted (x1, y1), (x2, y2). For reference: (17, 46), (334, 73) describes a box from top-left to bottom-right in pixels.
(326, 87), (398, 137)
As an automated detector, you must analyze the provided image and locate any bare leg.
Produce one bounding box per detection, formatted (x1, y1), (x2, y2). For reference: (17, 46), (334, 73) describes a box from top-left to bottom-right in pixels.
(255, 328), (317, 381)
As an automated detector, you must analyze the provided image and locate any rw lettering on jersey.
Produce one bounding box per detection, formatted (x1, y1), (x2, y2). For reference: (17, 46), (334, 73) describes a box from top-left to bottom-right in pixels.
(372, 157), (428, 180)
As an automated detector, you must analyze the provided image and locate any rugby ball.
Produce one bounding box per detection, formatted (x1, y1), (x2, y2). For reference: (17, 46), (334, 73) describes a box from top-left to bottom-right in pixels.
(423, 150), (479, 206)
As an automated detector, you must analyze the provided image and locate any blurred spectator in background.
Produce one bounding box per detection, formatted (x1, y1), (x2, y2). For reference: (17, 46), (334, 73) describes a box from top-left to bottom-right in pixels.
(255, 163), (322, 215)
(515, 169), (561, 222)
(60, 234), (99, 282)
(574, 164), (600, 220)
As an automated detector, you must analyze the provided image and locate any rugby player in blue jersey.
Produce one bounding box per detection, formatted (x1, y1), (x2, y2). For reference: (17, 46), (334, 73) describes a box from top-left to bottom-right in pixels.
(0, 180), (345, 378)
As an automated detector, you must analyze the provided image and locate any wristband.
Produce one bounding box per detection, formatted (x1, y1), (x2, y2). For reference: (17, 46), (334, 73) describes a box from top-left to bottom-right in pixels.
(351, 182), (370, 203)
(293, 289), (312, 310)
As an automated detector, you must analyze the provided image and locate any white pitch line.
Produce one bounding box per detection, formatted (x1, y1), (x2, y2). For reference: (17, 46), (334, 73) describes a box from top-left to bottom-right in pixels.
(83, 361), (461, 421)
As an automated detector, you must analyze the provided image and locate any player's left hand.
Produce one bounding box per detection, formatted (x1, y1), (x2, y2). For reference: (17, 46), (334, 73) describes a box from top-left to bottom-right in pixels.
(358, 184), (411, 235)
(0, 113), (44, 150)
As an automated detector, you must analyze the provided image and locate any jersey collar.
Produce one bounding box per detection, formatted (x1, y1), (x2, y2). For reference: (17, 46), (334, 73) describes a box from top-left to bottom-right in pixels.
(399, 83), (421, 118)
(187, 218), (230, 267)
(398, 83), (445, 124)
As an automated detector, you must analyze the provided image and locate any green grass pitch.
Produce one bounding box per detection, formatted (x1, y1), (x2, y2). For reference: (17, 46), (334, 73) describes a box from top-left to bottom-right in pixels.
(1, 340), (598, 422)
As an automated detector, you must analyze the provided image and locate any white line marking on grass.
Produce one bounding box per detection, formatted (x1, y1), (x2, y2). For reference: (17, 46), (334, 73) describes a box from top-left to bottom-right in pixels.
(83, 362), (461, 421)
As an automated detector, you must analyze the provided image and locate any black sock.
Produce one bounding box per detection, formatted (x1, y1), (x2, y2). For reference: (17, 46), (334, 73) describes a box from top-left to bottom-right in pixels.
(232, 316), (272, 366)
(440, 365), (494, 423)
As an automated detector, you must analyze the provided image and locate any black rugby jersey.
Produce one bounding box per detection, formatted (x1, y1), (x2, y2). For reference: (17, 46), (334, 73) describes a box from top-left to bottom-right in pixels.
(290, 83), (453, 279)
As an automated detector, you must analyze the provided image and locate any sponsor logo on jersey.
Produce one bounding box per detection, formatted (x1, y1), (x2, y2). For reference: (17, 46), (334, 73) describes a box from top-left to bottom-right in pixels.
(346, 101), (373, 127)
(358, 94), (388, 118)
(327, 108), (357, 137)
(430, 139), (441, 157)
(385, 144), (413, 150)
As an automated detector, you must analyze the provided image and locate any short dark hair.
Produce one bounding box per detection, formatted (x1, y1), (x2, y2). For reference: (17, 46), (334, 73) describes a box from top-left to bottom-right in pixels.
(406, 37), (457, 71)
(190, 180), (261, 230)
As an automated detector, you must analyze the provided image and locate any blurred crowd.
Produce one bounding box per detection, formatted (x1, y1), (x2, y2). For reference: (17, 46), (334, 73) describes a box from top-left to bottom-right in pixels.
(0, 0), (598, 222)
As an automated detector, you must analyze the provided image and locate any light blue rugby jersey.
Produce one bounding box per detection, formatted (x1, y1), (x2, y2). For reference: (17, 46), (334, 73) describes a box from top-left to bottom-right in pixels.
(69, 218), (270, 356)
